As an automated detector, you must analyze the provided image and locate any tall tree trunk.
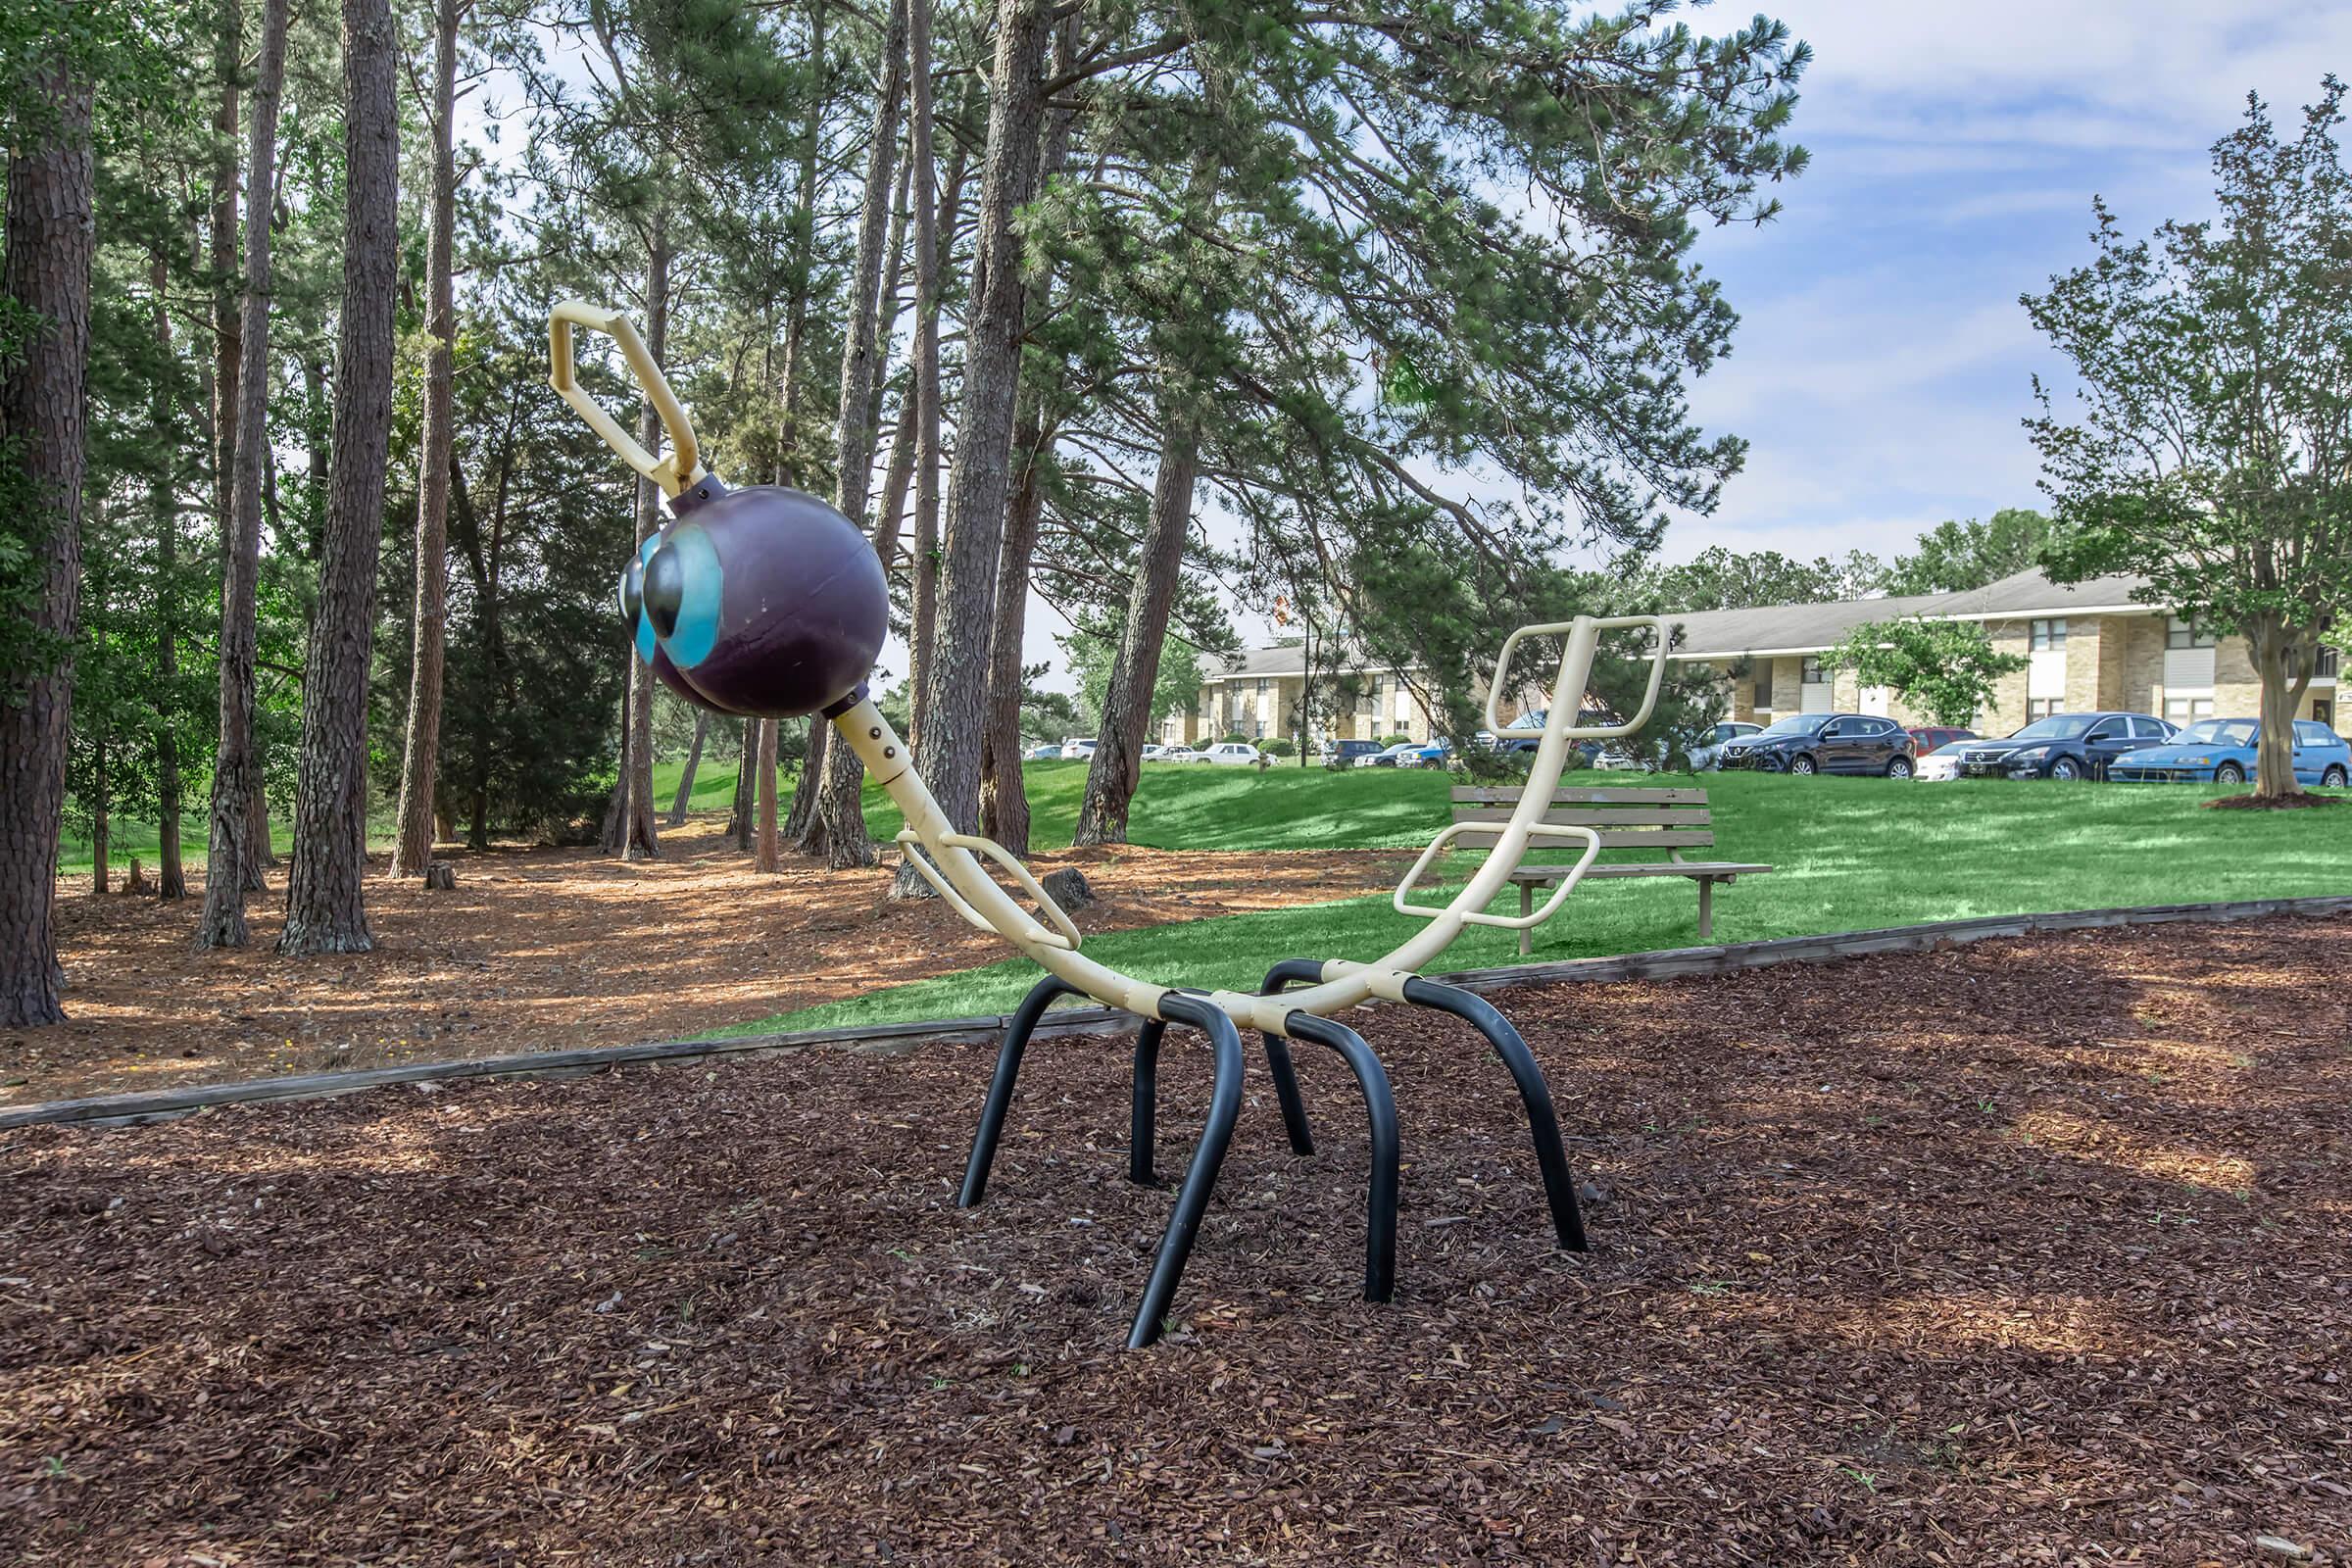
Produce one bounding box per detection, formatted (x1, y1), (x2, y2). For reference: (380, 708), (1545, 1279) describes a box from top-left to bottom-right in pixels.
(666, 710), (710, 825)
(277, 0), (397, 955)
(599, 672), (630, 852)
(209, 0), (242, 558)
(892, 0), (1051, 899)
(618, 212), (669, 861)
(755, 720), (781, 871)
(772, 0), (827, 488)
(2248, 616), (2319, 801)
(729, 717), (755, 848)
(900, 140), (969, 741)
(90, 740), (110, 895)
(390, 0), (462, 877)
(981, 405), (1051, 855)
(815, 0), (909, 871)
(147, 245), (188, 900)
(193, 0), (289, 949)
(1074, 422), (1201, 845)
(786, 719), (826, 848)
(0, 56), (93, 1025)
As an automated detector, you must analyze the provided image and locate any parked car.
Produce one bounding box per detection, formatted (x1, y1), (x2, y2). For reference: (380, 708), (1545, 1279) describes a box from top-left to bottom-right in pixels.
(1914, 740), (1972, 782)
(1907, 724), (1978, 756)
(1954, 711), (2173, 781)
(1719, 712), (1917, 776)
(1159, 745), (1204, 763)
(1318, 738), (1384, 765)
(2106, 717), (2351, 787)
(1141, 744), (1168, 760)
(1354, 741), (1424, 768)
(1025, 742), (1062, 761)
(1204, 742), (1262, 766)
(1403, 737), (1453, 768)
(1058, 738), (1098, 760)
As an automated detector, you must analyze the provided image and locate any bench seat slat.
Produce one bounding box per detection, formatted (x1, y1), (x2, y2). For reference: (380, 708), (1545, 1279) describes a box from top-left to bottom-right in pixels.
(1455, 829), (1717, 851)
(1509, 861), (1772, 881)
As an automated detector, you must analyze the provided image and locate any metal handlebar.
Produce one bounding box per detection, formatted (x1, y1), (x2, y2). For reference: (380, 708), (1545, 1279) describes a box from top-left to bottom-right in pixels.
(548, 299), (705, 500)
(1485, 613), (1670, 739)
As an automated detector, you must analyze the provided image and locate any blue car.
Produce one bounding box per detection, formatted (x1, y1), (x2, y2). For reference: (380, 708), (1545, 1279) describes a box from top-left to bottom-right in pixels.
(2106, 717), (2351, 787)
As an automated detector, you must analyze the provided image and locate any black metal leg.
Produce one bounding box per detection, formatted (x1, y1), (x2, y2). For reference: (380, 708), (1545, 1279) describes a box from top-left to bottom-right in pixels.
(1127, 994), (1245, 1349)
(1281, 1012), (1399, 1303)
(1129, 1019), (1166, 1185)
(1400, 976), (1587, 1252)
(1257, 957), (1327, 1152)
(957, 975), (1079, 1208)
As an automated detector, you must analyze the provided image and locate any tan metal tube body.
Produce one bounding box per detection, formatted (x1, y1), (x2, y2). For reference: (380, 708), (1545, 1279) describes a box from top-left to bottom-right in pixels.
(838, 612), (1666, 1038)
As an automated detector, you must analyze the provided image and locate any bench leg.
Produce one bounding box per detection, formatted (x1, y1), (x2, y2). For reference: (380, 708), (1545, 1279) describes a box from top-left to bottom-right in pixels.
(1697, 876), (1714, 940)
(1519, 883), (1534, 957)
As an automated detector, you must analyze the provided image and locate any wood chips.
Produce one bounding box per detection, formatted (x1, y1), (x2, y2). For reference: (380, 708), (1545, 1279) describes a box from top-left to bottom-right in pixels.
(3, 917), (2347, 1564)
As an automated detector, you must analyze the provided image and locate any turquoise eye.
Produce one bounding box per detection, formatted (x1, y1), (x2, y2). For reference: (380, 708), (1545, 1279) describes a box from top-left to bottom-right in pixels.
(623, 533), (660, 664)
(646, 522), (722, 668)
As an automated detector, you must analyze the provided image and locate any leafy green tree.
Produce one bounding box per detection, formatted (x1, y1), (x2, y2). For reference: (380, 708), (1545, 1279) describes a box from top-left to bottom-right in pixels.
(1646, 545), (1884, 612)
(1828, 618), (2026, 728)
(1882, 509), (2055, 595)
(2025, 82), (2352, 801)
(1058, 612), (1203, 740)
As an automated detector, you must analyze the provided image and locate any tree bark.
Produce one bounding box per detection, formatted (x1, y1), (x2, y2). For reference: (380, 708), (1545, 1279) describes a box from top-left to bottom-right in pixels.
(277, 0), (397, 955)
(390, 0), (463, 877)
(786, 718), (826, 849)
(815, 0), (909, 870)
(208, 0), (241, 559)
(729, 717), (755, 848)
(667, 710), (709, 825)
(981, 405), (1051, 855)
(618, 212), (668, 861)
(756, 720), (782, 871)
(147, 244), (188, 900)
(891, 0), (1051, 898)
(193, 0), (289, 949)
(772, 0), (827, 487)
(0, 58), (93, 1024)
(1074, 422), (1200, 845)
(599, 671), (630, 853)
(2247, 615), (2319, 801)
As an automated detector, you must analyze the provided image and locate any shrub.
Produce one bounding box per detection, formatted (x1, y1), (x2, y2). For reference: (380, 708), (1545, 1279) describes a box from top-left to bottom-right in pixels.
(1263, 739), (1297, 758)
(1219, 731), (1250, 745)
(1381, 733), (1414, 747)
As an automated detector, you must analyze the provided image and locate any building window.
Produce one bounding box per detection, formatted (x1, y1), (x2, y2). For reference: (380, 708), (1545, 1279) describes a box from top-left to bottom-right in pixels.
(2164, 695), (2215, 721)
(1753, 670), (1772, 710)
(2029, 618), (2067, 651)
(2167, 616), (2215, 650)
(2311, 647), (2339, 679)
(1800, 656), (1825, 684)
(2315, 698), (2335, 728)
(2027, 697), (2059, 719)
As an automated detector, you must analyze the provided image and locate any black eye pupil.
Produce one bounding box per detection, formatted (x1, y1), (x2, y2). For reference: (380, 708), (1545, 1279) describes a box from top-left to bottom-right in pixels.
(620, 557), (645, 627)
(643, 544), (685, 639)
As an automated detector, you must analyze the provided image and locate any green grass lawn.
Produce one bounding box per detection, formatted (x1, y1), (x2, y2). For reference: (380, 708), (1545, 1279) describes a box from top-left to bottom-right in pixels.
(725, 767), (2352, 1035)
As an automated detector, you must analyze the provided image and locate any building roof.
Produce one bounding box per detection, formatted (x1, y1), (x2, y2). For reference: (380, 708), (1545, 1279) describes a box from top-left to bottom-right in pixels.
(1665, 567), (2155, 660)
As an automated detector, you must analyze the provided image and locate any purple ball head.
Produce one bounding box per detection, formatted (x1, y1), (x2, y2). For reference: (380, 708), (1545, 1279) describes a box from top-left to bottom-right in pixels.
(622, 482), (886, 719)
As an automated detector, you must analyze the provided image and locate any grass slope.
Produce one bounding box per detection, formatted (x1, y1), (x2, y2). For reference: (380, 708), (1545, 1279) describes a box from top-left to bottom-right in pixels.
(727, 769), (2352, 1034)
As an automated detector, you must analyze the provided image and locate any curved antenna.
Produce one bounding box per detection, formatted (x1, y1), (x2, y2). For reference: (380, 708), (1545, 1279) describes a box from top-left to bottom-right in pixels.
(548, 299), (705, 500)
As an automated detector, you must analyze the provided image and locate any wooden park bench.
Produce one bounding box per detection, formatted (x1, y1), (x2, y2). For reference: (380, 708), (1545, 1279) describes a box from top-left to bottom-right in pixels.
(1450, 785), (1774, 956)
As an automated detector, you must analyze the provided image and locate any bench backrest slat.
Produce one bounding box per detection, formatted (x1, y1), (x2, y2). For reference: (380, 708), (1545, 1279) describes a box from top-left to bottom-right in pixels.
(1448, 784), (1716, 860)
(1452, 808), (1710, 829)
(1452, 786), (1704, 806)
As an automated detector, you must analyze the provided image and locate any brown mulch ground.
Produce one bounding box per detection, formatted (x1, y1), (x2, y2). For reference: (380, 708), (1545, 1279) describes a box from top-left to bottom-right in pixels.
(4, 917), (2348, 1565)
(10, 820), (1402, 1107)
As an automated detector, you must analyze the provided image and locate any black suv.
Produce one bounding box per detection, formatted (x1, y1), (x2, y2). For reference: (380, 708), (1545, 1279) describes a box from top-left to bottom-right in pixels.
(1719, 712), (1917, 776)
(1954, 711), (2175, 780)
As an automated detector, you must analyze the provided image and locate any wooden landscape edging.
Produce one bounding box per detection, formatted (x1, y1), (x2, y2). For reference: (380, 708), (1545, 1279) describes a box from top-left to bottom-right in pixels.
(7, 893), (2349, 1134)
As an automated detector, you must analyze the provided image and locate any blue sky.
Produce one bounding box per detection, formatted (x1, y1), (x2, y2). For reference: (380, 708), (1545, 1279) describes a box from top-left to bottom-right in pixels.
(1663, 0), (2352, 567)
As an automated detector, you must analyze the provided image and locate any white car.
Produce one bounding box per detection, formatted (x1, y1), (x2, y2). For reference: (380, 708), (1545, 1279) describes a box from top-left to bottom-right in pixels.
(1915, 740), (1969, 781)
(1204, 742), (1262, 766)
(1353, 741), (1424, 768)
(1159, 746), (1203, 763)
(1059, 738), (1098, 760)
(1141, 744), (1166, 760)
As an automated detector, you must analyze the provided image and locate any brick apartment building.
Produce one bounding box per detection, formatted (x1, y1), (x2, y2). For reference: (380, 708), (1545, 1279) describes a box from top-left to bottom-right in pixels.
(1665, 567), (2342, 736)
